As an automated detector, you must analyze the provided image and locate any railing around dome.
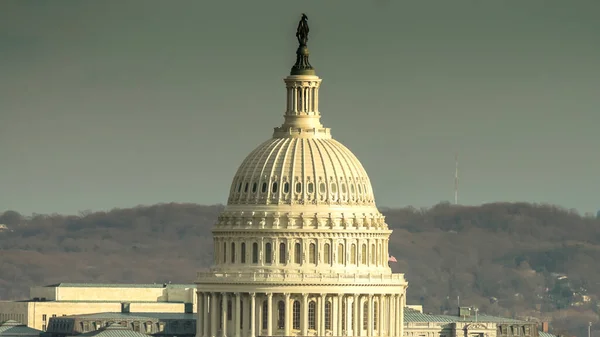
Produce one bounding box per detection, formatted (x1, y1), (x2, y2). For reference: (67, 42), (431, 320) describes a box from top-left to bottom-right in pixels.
(195, 271), (406, 285)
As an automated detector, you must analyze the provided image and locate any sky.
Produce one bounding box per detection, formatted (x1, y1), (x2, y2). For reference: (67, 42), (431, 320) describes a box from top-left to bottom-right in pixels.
(1, 0), (599, 216)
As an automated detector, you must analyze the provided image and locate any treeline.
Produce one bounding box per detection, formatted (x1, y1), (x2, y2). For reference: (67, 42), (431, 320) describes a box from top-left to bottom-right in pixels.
(1, 202), (599, 336)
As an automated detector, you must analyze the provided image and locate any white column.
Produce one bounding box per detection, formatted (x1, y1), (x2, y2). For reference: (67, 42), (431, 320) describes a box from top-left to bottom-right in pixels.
(204, 292), (210, 337)
(235, 293), (241, 337)
(266, 293), (273, 336)
(320, 294), (326, 335)
(284, 293), (291, 336)
(389, 295), (395, 337)
(314, 86), (319, 113)
(333, 294), (340, 336)
(379, 295), (384, 336)
(221, 293), (228, 337)
(302, 293), (308, 335)
(395, 295), (400, 337)
(368, 295), (373, 337)
(197, 292), (203, 337)
(399, 294), (405, 337)
(353, 295), (359, 336)
(249, 293), (256, 337)
(211, 293), (218, 337)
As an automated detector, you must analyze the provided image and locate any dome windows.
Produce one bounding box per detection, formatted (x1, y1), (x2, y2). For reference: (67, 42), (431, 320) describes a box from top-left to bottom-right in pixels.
(307, 182), (314, 194)
(295, 182), (302, 194)
(330, 183), (337, 194)
(319, 182), (326, 194)
(272, 182), (278, 193)
(341, 183), (347, 194)
(283, 182), (290, 194)
(350, 183), (355, 194)
(252, 183), (257, 194)
(261, 182), (267, 193)
(244, 183), (249, 193)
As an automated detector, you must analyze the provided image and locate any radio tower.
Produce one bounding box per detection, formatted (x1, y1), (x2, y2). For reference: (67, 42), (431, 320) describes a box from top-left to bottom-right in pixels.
(454, 153), (459, 205)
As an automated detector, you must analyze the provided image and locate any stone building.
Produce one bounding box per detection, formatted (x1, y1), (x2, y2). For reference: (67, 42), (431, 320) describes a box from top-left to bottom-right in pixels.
(0, 283), (196, 331)
(194, 15), (407, 337)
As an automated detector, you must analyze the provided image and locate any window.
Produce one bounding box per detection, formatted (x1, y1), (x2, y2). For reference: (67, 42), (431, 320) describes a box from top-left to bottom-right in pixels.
(373, 300), (378, 330)
(338, 243), (345, 264)
(252, 182), (257, 193)
(252, 243), (258, 263)
(237, 182), (242, 192)
(324, 243), (331, 264)
(331, 183), (337, 193)
(361, 244), (367, 264)
(294, 242), (301, 264)
(325, 301), (332, 330)
(145, 322), (153, 333)
(223, 242), (227, 263)
(42, 325), (46, 331)
(363, 301), (368, 330)
(319, 182), (326, 194)
(231, 242), (236, 263)
(341, 183), (347, 194)
(241, 243), (246, 263)
(244, 182), (249, 193)
(341, 300), (346, 333)
(262, 182), (267, 193)
(42, 314), (47, 321)
(309, 243), (316, 264)
(350, 183), (355, 194)
(262, 301), (268, 329)
(358, 184), (362, 193)
(227, 300), (233, 320)
(371, 244), (376, 264)
(308, 301), (316, 330)
(133, 322), (141, 332)
(283, 182), (290, 193)
(351, 244), (357, 264)
(278, 301), (285, 329)
(279, 243), (286, 264)
(240, 303), (244, 329)
(307, 182), (314, 194)
(272, 182), (278, 193)
(293, 301), (301, 330)
(295, 182), (302, 193)
(265, 243), (272, 264)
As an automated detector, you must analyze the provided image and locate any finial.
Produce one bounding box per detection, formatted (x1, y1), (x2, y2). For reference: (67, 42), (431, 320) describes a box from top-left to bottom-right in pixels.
(291, 13), (315, 75)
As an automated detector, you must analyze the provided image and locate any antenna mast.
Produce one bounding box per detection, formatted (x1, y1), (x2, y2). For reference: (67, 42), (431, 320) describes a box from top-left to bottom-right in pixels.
(454, 153), (459, 205)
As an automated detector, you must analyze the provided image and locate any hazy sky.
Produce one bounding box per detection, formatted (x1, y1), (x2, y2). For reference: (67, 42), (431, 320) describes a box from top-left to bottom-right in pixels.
(1, 0), (599, 215)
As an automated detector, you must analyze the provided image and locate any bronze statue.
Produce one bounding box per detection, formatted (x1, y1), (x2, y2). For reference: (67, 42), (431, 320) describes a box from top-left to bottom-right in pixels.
(290, 13), (314, 75)
(296, 13), (309, 46)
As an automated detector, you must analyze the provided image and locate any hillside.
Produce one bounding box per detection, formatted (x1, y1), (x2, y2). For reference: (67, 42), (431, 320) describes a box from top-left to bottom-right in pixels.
(1, 202), (599, 336)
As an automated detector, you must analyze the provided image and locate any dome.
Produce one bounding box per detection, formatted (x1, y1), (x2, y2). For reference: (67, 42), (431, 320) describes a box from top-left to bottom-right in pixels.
(227, 137), (376, 207)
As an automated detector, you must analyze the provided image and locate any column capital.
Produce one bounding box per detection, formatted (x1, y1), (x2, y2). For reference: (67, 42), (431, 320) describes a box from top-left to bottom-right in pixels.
(221, 292), (227, 296)
(302, 293), (308, 299)
(337, 293), (344, 298)
(267, 292), (273, 298)
(320, 293), (326, 298)
(284, 293), (291, 299)
(234, 292), (240, 297)
(250, 292), (256, 298)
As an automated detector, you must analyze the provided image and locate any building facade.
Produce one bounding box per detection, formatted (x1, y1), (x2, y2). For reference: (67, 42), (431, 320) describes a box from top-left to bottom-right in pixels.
(194, 15), (408, 337)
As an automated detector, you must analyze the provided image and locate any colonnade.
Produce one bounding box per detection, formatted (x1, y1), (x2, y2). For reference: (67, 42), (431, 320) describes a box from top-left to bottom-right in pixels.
(196, 291), (405, 337)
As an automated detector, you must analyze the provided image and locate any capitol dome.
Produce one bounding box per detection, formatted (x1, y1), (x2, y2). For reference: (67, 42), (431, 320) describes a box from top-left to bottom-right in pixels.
(196, 15), (407, 337)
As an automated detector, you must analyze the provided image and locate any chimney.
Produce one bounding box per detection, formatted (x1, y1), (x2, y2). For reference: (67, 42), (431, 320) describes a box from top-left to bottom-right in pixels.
(121, 302), (130, 314)
(541, 322), (549, 333)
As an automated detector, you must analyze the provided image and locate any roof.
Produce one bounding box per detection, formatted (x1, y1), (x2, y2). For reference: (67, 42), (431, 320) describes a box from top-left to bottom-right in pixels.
(44, 283), (195, 289)
(70, 323), (147, 337)
(404, 308), (526, 325)
(0, 320), (42, 336)
(59, 312), (195, 320)
(539, 332), (557, 337)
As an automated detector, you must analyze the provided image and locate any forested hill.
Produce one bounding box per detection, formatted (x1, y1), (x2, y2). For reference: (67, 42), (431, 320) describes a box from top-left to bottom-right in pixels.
(1, 202), (599, 336)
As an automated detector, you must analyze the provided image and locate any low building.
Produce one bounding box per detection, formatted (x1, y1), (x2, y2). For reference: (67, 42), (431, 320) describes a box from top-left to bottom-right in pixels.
(0, 320), (42, 337)
(67, 323), (149, 337)
(0, 283), (196, 332)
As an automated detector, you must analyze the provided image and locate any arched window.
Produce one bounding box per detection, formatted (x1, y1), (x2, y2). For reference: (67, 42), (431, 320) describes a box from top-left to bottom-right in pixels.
(309, 243), (316, 264)
(295, 182), (302, 194)
(363, 301), (368, 330)
(261, 182), (267, 193)
(308, 301), (316, 330)
(244, 182), (249, 193)
(331, 183), (337, 194)
(373, 300), (378, 330)
(294, 242), (301, 264)
(307, 182), (314, 194)
(361, 244), (367, 265)
(324, 243), (331, 264)
(351, 244), (357, 264)
(341, 183), (347, 194)
(283, 182), (290, 193)
(279, 243), (286, 264)
(338, 243), (345, 264)
(265, 243), (272, 264)
(262, 301), (268, 329)
(292, 301), (301, 330)
(237, 182), (242, 193)
(231, 242), (235, 263)
(278, 301), (285, 329)
(241, 243), (246, 263)
(371, 244), (376, 264)
(319, 182), (326, 194)
(325, 301), (332, 330)
(378, 243), (382, 265)
(223, 242), (227, 263)
(252, 243), (258, 264)
(341, 299), (346, 333)
(272, 182), (278, 193)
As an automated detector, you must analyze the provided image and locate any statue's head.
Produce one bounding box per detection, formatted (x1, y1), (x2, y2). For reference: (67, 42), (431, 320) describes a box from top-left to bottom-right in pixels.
(302, 13), (308, 21)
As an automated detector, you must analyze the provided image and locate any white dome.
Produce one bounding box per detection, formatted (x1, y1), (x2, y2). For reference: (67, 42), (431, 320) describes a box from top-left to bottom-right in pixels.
(227, 137), (376, 207)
